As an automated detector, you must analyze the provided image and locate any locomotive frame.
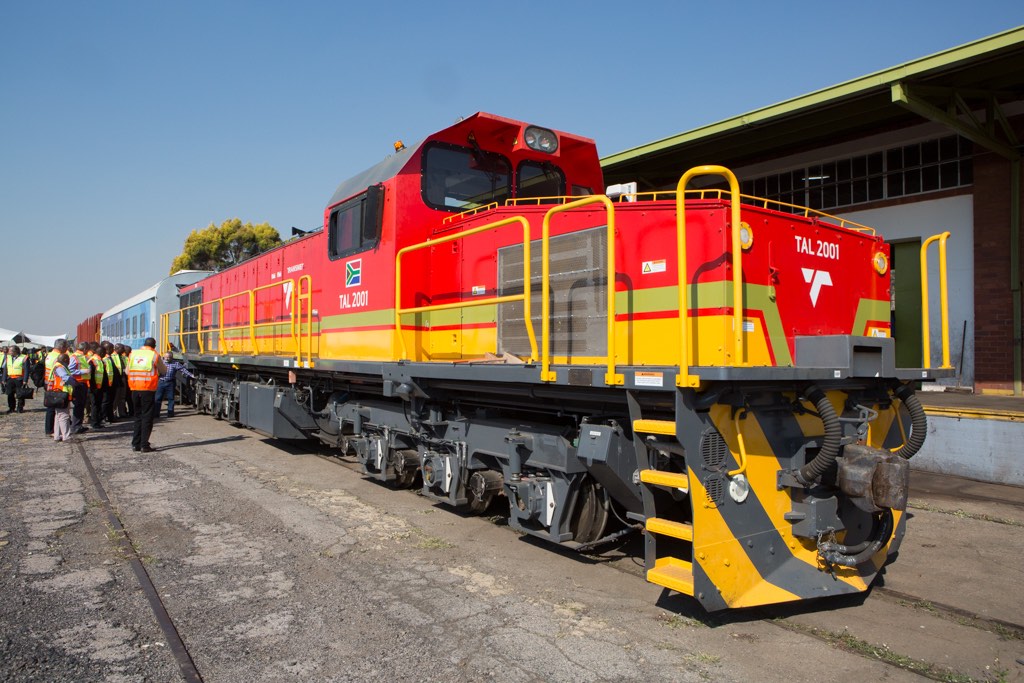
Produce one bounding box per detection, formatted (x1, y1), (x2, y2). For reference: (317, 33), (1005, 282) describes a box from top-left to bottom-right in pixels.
(157, 113), (953, 611)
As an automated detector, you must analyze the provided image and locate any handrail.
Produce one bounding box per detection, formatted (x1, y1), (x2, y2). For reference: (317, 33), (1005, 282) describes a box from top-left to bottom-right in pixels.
(728, 410), (749, 478)
(614, 189), (876, 234)
(676, 166), (746, 387)
(920, 231), (952, 369)
(395, 216), (538, 363)
(166, 279), (302, 359)
(296, 274), (313, 366)
(441, 202), (500, 223)
(541, 196), (623, 385)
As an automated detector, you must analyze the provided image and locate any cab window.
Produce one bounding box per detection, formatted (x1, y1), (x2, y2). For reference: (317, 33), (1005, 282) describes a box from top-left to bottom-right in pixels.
(517, 161), (565, 201)
(329, 185), (383, 260)
(422, 142), (511, 210)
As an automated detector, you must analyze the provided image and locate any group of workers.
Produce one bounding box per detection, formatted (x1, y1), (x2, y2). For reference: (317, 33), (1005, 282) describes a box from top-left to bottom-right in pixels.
(1, 339), (195, 452)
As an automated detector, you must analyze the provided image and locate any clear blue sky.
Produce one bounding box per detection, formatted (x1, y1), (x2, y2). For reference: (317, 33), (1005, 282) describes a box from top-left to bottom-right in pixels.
(1, 1), (1020, 335)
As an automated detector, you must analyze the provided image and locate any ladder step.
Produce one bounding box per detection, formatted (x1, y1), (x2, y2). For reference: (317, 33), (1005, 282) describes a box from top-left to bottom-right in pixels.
(639, 469), (689, 491)
(646, 517), (694, 542)
(647, 556), (694, 596)
(632, 419), (676, 436)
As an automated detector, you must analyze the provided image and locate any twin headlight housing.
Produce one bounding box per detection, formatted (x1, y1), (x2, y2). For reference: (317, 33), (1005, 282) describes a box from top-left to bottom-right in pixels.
(524, 126), (558, 154)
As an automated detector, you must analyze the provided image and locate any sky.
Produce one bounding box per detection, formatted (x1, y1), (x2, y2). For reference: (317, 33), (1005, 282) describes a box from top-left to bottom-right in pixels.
(1, 1), (1021, 336)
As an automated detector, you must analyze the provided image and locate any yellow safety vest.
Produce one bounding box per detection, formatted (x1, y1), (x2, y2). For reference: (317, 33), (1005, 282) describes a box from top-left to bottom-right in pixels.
(91, 355), (106, 387)
(8, 355), (26, 378)
(102, 356), (114, 387)
(45, 350), (60, 382)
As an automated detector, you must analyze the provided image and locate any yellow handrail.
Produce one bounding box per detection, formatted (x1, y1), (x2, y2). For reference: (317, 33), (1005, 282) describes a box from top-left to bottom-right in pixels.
(541, 196), (623, 385)
(920, 231), (952, 369)
(168, 278), (305, 359)
(296, 275), (313, 366)
(728, 410), (749, 478)
(676, 166), (746, 387)
(612, 189), (876, 234)
(395, 216), (538, 363)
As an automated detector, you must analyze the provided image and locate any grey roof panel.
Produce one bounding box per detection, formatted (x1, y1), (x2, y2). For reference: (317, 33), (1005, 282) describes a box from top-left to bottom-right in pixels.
(326, 140), (423, 207)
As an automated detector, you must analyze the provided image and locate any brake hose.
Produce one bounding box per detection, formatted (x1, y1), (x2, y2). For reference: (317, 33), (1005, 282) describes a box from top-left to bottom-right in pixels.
(820, 509), (895, 567)
(892, 383), (927, 459)
(796, 385), (842, 485)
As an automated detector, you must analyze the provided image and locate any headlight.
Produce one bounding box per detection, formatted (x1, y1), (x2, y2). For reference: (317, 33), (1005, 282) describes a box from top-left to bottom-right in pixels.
(524, 126), (558, 154)
(738, 222), (754, 250)
(873, 251), (889, 275)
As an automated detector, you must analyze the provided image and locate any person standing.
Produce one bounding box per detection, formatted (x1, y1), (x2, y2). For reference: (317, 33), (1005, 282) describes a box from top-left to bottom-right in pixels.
(120, 344), (135, 417)
(100, 343), (116, 423)
(110, 344), (128, 419)
(155, 352), (195, 418)
(127, 337), (166, 452)
(3, 346), (32, 413)
(43, 340), (67, 436)
(89, 345), (108, 429)
(69, 343), (91, 434)
(49, 353), (74, 441)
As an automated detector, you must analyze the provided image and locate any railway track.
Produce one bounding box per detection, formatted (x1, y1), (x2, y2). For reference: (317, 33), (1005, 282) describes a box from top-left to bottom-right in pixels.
(74, 440), (204, 683)
(63, 426), (1021, 683)
(305, 442), (1024, 682)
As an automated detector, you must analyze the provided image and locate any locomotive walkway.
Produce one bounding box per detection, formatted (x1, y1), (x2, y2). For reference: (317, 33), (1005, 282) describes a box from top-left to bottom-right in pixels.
(1, 402), (1021, 682)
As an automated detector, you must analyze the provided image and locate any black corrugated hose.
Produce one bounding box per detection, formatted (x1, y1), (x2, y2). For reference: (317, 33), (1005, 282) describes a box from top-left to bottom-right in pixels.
(892, 383), (927, 459)
(797, 385), (842, 485)
(821, 509), (895, 567)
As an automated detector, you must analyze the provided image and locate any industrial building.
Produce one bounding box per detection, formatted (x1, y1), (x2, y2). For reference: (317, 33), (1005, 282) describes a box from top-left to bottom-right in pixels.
(603, 26), (1024, 395)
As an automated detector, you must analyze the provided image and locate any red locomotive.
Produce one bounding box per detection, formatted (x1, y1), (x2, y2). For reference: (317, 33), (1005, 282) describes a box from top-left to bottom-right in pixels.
(162, 112), (951, 611)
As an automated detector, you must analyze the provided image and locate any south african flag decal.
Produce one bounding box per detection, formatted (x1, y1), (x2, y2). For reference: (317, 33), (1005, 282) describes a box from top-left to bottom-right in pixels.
(345, 258), (362, 287)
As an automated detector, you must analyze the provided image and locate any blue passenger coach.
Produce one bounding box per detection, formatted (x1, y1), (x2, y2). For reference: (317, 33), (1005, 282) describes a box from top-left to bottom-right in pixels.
(101, 270), (211, 349)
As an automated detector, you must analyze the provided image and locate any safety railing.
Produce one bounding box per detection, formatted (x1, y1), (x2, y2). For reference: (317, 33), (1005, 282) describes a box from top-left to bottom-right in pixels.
(541, 196), (623, 385)
(920, 231), (952, 369)
(161, 278), (312, 366)
(395, 217), (539, 363)
(613, 188), (875, 235)
(295, 275), (313, 366)
(676, 166), (746, 387)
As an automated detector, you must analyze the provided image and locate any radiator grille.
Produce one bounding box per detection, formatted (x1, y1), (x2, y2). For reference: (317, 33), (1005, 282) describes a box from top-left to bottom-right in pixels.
(497, 226), (607, 357)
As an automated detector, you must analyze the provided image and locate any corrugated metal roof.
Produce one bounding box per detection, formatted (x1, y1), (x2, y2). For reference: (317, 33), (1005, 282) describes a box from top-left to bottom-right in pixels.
(602, 26), (1024, 184)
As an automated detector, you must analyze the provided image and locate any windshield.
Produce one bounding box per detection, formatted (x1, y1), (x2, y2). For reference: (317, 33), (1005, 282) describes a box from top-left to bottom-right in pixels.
(422, 143), (511, 210)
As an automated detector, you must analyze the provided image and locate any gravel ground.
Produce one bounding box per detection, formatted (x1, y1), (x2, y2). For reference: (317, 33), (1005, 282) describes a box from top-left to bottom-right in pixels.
(3, 400), (1010, 682)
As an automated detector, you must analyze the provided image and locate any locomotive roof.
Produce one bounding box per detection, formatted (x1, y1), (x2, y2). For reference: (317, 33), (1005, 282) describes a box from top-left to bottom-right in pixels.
(101, 270), (211, 319)
(326, 140), (423, 209)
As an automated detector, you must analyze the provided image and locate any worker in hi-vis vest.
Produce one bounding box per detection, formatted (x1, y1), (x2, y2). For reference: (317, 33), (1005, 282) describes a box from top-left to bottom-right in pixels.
(127, 338), (166, 453)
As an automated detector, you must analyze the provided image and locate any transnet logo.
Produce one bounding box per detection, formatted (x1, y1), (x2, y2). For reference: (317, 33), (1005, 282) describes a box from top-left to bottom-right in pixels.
(345, 259), (362, 287)
(801, 268), (832, 306)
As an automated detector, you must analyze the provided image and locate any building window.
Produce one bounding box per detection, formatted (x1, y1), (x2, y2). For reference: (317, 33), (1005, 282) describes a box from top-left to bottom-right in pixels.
(741, 135), (972, 212)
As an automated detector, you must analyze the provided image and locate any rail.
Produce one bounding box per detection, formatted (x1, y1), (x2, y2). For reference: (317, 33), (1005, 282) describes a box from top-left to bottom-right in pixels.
(161, 278), (312, 365)
(616, 189), (876, 235)
(541, 196), (623, 385)
(676, 166), (746, 387)
(394, 217), (539, 363)
(920, 231), (952, 369)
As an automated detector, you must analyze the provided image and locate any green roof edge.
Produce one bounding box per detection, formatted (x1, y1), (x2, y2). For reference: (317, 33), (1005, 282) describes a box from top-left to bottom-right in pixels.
(600, 25), (1024, 167)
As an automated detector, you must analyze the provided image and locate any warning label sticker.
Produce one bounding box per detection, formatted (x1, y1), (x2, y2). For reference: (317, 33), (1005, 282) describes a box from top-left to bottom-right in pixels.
(634, 371), (664, 387)
(642, 259), (667, 274)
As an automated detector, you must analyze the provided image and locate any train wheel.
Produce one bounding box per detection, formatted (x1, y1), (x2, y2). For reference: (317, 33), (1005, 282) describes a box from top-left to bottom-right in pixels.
(570, 478), (610, 545)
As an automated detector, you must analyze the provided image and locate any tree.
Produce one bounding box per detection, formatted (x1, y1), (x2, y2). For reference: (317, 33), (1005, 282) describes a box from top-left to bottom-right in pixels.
(169, 219), (282, 274)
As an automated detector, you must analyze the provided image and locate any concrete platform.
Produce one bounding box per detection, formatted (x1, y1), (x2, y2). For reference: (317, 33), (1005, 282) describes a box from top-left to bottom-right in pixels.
(913, 391), (1024, 486)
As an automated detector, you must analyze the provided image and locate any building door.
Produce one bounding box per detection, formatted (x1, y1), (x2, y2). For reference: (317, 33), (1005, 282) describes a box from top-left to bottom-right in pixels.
(890, 240), (922, 368)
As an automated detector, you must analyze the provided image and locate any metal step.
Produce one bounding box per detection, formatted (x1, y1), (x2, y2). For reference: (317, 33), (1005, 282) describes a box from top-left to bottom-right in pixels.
(645, 517), (694, 542)
(638, 469), (689, 492)
(647, 556), (694, 596)
(632, 419), (676, 436)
